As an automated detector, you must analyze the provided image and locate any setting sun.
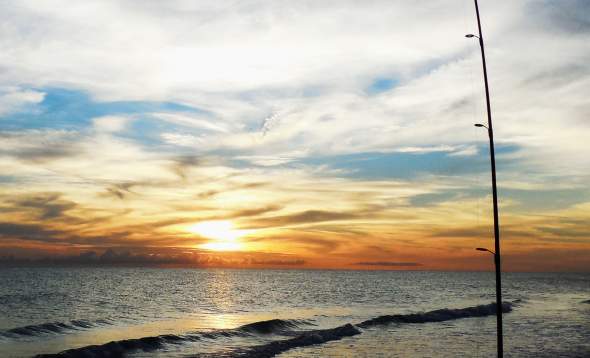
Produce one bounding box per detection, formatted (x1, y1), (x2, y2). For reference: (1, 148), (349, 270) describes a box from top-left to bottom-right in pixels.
(188, 221), (251, 251)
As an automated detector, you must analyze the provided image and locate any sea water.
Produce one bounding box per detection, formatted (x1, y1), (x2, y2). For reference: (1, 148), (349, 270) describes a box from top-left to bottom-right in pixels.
(0, 268), (588, 357)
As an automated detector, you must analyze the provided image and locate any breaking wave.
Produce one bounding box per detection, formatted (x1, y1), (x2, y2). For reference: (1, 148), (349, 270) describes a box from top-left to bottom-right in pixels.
(32, 319), (307, 358)
(198, 324), (361, 358)
(238, 318), (308, 334)
(208, 302), (512, 358)
(33, 302), (513, 358)
(358, 302), (513, 328)
(0, 319), (112, 339)
(34, 334), (190, 358)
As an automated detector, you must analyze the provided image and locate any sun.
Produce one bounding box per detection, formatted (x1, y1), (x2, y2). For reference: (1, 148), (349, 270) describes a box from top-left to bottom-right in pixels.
(187, 220), (250, 251)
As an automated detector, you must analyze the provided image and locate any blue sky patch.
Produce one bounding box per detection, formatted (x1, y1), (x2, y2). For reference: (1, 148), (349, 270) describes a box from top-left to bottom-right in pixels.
(298, 147), (500, 180)
(367, 78), (399, 95)
(0, 87), (208, 132)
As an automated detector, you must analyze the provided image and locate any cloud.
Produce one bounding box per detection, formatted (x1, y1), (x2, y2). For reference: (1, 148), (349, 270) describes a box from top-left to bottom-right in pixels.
(535, 225), (590, 240)
(247, 231), (343, 254)
(249, 210), (358, 228)
(101, 182), (137, 200)
(0, 248), (200, 267)
(0, 222), (64, 243)
(227, 205), (283, 219)
(169, 155), (207, 179)
(92, 116), (131, 133)
(0, 247), (308, 268)
(0, 87), (45, 116)
(430, 226), (537, 240)
(7, 192), (77, 220)
(528, 0), (590, 34)
(0, 129), (80, 163)
(154, 112), (229, 133)
(161, 132), (205, 147)
(0, 221), (137, 247)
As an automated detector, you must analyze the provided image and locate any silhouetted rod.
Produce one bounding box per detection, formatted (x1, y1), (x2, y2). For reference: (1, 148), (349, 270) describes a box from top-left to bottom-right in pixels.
(472, 0), (504, 357)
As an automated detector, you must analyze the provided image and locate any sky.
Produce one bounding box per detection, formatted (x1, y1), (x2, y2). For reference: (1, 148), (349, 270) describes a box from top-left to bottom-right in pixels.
(0, 0), (589, 271)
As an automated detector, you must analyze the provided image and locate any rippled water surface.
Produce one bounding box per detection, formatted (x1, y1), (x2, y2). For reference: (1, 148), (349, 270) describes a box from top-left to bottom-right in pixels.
(0, 268), (588, 357)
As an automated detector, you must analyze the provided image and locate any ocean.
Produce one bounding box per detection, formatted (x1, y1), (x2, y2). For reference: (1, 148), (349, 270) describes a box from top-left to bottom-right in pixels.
(0, 268), (588, 357)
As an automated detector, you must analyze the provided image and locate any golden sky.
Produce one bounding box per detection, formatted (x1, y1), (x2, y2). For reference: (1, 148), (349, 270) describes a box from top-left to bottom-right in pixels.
(0, 0), (589, 271)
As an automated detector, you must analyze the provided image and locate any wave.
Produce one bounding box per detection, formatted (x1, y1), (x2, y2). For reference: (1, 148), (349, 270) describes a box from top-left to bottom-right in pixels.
(0, 319), (112, 339)
(34, 334), (190, 358)
(204, 302), (513, 358)
(32, 319), (306, 358)
(238, 318), (308, 334)
(358, 302), (513, 328)
(33, 303), (514, 358)
(198, 324), (361, 358)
